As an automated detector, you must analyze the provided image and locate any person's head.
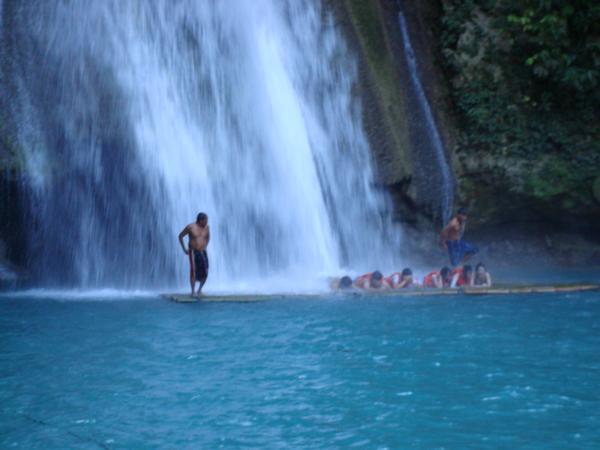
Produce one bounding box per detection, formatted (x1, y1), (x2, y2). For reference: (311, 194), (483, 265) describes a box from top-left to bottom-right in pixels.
(401, 267), (413, 282)
(457, 207), (468, 222)
(463, 264), (473, 278)
(371, 270), (383, 288)
(196, 212), (208, 226)
(339, 276), (353, 290)
(475, 263), (487, 276)
(440, 266), (451, 284)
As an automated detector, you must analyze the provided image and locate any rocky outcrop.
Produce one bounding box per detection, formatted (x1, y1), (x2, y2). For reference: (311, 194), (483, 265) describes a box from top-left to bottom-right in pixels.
(333, 0), (458, 226)
(333, 0), (600, 264)
(337, 0), (599, 237)
(0, 165), (27, 287)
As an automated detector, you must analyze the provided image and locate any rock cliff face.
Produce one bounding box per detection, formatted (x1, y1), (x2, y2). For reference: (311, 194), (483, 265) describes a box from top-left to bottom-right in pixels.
(335, 0), (600, 263)
(0, 3), (27, 282)
(0, 167), (26, 285)
(332, 0), (458, 226)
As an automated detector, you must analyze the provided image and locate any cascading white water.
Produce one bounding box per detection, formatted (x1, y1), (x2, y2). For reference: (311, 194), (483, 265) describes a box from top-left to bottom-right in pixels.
(398, 8), (454, 223)
(3, 0), (401, 291)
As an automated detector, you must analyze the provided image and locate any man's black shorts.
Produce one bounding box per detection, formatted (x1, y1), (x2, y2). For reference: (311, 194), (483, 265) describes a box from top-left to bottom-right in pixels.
(191, 250), (209, 281)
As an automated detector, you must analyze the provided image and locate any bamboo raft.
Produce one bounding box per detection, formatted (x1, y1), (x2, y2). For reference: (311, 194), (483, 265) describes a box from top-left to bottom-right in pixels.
(162, 284), (600, 303)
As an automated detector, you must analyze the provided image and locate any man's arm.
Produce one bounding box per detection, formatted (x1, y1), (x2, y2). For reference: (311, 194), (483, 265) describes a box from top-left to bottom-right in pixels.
(206, 226), (210, 244)
(178, 226), (189, 255)
(433, 274), (443, 288)
(439, 221), (452, 248)
(438, 229), (447, 248)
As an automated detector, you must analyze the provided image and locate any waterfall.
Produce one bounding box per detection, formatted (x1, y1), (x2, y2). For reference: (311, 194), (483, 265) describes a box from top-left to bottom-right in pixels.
(2, 0), (401, 291)
(398, 6), (454, 223)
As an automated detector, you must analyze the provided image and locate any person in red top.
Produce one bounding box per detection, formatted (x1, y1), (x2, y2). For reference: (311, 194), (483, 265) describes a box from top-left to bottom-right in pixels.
(386, 268), (416, 289)
(354, 271), (390, 290)
(451, 264), (474, 287)
(423, 267), (452, 288)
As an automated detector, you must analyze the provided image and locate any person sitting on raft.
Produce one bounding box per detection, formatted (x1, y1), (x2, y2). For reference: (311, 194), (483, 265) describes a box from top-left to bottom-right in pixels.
(439, 207), (479, 267)
(331, 275), (354, 291)
(386, 268), (416, 289)
(473, 263), (492, 287)
(423, 267), (452, 288)
(354, 271), (390, 290)
(450, 264), (474, 288)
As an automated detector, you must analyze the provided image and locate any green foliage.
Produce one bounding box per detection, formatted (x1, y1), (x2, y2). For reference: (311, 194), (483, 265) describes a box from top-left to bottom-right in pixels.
(440, 0), (599, 207)
(525, 155), (591, 206)
(504, 1), (599, 95)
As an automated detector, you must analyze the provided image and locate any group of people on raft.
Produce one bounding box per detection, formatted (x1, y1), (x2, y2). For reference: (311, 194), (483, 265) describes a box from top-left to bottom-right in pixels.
(178, 208), (491, 297)
(332, 207), (492, 291)
(332, 263), (492, 291)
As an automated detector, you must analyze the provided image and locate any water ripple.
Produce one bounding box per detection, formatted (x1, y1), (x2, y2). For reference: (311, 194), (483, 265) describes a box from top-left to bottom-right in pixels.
(0, 292), (599, 448)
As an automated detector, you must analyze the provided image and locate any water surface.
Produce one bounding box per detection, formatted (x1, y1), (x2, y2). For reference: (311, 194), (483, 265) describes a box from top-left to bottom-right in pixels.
(1, 292), (599, 448)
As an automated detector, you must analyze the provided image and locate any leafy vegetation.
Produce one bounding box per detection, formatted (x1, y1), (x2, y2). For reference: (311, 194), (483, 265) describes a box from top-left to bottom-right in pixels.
(440, 0), (599, 209)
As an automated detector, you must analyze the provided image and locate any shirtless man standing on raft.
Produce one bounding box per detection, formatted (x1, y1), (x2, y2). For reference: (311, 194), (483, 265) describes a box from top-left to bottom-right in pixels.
(439, 208), (478, 267)
(179, 212), (210, 297)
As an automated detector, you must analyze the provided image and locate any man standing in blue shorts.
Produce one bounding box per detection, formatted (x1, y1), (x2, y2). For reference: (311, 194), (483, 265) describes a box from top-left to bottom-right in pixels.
(439, 208), (478, 267)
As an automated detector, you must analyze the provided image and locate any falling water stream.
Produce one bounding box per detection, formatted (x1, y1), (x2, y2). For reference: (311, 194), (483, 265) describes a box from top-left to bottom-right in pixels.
(2, 0), (401, 291)
(398, 4), (454, 223)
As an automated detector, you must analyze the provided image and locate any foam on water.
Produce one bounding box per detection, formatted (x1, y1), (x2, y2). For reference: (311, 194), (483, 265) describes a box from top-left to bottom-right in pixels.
(0, 289), (157, 301)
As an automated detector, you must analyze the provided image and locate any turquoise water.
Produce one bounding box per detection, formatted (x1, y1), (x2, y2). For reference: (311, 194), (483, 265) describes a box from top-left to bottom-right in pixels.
(1, 292), (600, 448)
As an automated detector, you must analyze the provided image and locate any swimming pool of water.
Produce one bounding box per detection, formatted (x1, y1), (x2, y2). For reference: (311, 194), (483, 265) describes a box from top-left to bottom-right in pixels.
(1, 292), (599, 448)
